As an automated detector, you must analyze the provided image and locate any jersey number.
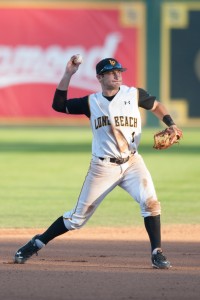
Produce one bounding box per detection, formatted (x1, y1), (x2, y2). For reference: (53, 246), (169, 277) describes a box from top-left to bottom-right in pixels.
(131, 132), (135, 143)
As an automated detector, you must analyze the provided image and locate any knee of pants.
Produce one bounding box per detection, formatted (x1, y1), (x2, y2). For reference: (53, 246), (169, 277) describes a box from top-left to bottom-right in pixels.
(63, 210), (87, 231)
(141, 198), (161, 218)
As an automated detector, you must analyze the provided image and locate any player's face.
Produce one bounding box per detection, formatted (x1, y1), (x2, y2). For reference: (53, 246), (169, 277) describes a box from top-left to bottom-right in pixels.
(98, 70), (123, 91)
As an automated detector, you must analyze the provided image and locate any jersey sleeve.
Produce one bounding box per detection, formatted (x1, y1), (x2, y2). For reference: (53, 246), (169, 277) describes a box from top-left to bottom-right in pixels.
(66, 97), (90, 118)
(138, 88), (156, 110)
(52, 89), (90, 118)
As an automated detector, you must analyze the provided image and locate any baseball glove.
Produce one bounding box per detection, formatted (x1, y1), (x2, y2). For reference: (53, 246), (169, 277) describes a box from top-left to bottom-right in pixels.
(153, 126), (183, 150)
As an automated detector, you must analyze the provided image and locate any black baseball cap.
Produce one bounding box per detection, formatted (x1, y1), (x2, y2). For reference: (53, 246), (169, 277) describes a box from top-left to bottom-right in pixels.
(96, 58), (127, 75)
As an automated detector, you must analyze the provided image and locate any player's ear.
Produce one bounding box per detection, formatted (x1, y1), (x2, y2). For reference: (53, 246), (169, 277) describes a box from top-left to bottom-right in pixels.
(96, 74), (104, 82)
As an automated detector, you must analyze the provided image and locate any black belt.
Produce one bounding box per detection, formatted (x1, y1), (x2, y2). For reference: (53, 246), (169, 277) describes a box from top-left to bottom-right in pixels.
(99, 156), (130, 165)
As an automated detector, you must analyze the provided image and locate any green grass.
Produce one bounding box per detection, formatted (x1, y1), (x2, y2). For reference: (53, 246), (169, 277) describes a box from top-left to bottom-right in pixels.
(0, 126), (199, 228)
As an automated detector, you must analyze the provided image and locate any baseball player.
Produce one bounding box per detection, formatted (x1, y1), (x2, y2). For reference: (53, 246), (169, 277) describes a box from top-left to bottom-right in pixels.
(14, 56), (182, 269)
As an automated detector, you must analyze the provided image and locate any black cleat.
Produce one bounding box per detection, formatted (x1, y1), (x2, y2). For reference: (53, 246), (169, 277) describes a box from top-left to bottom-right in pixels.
(14, 235), (41, 264)
(151, 249), (171, 269)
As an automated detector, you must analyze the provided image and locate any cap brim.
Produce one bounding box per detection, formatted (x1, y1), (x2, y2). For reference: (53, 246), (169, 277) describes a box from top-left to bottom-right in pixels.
(99, 67), (127, 75)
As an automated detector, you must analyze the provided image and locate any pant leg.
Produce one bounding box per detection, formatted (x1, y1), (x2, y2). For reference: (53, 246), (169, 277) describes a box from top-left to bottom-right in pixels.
(63, 157), (122, 230)
(119, 154), (161, 217)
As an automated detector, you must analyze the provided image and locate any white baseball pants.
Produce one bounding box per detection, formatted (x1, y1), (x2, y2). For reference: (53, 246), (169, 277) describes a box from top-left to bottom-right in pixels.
(63, 154), (160, 230)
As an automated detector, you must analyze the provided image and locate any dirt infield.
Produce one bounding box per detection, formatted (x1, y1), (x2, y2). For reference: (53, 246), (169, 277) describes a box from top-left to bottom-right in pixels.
(0, 226), (199, 300)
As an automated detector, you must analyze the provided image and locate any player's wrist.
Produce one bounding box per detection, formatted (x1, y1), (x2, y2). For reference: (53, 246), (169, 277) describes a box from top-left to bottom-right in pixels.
(162, 114), (175, 127)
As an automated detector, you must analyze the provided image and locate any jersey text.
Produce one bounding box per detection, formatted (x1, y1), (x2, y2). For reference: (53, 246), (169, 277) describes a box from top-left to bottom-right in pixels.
(94, 116), (111, 129)
(94, 116), (138, 129)
(114, 116), (137, 127)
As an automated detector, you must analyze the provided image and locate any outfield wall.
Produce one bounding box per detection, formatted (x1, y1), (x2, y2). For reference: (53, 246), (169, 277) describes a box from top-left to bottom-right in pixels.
(0, 0), (199, 127)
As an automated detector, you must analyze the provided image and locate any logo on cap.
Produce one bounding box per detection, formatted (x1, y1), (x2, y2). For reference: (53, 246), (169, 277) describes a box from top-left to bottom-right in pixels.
(109, 60), (116, 66)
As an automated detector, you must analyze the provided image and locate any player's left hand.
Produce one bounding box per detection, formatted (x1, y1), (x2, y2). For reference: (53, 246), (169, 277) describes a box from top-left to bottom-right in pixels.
(153, 125), (183, 150)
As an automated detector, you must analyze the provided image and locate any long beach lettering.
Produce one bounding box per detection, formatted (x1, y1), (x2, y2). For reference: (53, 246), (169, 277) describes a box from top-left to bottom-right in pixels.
(94, 116), (138, 129)
(114, 116), (138, 127)
(94, 116), (111, 129)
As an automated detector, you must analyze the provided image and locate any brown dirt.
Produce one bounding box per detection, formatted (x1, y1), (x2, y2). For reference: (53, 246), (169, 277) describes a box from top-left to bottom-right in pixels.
(0, 225), (199, 300)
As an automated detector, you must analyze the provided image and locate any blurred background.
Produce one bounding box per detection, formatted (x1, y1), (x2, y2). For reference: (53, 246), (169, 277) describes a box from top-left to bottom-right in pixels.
(0, 0), (200, 127)
(0, 0), (200, 228)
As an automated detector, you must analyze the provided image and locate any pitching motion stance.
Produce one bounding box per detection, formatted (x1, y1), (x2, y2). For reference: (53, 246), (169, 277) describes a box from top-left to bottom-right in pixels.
(14, 55), (182, 269)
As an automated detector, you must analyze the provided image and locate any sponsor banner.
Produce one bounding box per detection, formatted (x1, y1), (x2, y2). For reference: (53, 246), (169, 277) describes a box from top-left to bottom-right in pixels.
(161, 2), (200, 126)
(0, 2), (145, 124)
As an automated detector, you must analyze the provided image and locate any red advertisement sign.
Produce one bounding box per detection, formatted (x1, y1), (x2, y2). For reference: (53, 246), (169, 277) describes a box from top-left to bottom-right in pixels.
(0, 2), (145, 123)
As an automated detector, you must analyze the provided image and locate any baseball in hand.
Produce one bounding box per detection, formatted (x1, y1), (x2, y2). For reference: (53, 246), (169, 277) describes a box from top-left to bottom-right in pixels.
(73, 54), (83, 64)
